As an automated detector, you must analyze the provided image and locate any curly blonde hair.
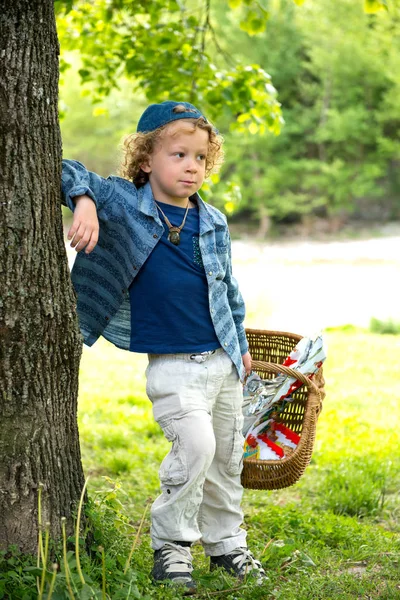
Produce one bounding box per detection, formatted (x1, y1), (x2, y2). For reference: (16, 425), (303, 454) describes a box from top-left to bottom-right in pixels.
(118, 105), (224, 187)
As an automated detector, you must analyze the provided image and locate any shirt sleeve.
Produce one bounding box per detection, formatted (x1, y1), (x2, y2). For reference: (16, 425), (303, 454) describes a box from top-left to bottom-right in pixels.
(61, 159), (113, 212)
(223, 229), (249, 356)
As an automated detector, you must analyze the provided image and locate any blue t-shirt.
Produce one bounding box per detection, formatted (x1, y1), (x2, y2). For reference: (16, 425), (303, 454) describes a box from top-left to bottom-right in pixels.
(129, 201), (221, 353)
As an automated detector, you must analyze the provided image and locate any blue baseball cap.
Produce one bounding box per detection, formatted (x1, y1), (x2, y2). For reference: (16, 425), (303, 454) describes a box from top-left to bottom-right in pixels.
(137, 100), (210, 133)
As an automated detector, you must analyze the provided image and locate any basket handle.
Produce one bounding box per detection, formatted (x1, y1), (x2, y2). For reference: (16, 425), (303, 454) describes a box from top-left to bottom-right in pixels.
(251, 360), (324, 414)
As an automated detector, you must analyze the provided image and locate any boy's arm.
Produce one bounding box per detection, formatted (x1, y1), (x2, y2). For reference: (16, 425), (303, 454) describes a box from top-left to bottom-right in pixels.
(67, 195), (99, 254)
(61, 159), (109, 211)
(223, 230), (249, 358)
(61, 160), (112, 254)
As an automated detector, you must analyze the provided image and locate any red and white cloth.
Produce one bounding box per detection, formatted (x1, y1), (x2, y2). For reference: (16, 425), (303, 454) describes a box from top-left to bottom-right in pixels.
(244, 419), (301, 460)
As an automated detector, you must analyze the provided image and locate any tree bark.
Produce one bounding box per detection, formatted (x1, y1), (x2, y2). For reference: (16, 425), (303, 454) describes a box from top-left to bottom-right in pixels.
(0, 0), (85, 553)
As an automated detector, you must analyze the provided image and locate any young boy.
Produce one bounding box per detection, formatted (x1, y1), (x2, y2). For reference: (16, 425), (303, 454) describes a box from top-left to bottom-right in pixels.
(61, 101), (266, 593)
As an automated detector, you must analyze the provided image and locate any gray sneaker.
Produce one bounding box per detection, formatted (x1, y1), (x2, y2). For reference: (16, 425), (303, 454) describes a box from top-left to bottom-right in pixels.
(210, 547), (267, 584)
(152, 541), (196, 594)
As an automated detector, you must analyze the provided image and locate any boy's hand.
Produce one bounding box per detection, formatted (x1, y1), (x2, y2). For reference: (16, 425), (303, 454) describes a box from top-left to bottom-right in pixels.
(242, 351), (252, 377)
(67, 195), (99, 254)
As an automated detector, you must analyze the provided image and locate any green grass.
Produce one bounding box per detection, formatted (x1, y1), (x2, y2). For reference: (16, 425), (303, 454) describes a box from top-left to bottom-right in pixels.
(76, 331), (400, 598)
(1, 331), (399, 598)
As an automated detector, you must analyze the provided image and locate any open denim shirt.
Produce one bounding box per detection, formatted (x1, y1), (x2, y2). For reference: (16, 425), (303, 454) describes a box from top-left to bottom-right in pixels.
(61, 160), (248, 381)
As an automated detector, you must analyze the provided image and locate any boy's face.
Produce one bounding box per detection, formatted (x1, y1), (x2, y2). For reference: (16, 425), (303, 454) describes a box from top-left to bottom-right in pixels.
(142, 120), (209, 206)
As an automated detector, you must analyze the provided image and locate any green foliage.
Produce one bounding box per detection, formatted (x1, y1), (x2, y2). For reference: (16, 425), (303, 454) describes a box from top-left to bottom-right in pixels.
(370, 316), (400, 334)
(210, 0), (400, 227)
(60, 53), (147, 175)
(364, 0), (388, 13)
(54, 0), (74, 13)
(0, 547), (38, 600)
(56, 0), (283, 136)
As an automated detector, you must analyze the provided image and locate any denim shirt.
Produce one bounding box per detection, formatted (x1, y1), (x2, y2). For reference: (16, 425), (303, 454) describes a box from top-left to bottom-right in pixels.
(61, 160), (248, 381)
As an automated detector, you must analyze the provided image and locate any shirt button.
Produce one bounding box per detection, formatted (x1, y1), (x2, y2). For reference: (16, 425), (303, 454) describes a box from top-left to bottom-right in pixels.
(153, 234), (158, 239)
(133, 266), (137, 270)
(208, 271), (213, 276)
(211, 309), (214, 314)
(105, 316), (110, 321)
(224, 342), (228, 347)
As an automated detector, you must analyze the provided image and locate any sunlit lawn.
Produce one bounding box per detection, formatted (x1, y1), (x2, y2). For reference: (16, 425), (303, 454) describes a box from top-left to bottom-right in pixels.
(77, 330), (400, 599)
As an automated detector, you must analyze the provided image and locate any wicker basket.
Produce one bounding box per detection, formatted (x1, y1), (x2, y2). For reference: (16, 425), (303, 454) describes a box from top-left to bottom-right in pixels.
(241, 329), (325, 491)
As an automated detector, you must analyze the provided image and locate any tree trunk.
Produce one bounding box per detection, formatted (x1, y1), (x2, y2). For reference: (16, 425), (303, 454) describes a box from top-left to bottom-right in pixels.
(256, 204), (271, 239)
(317, 70), (332, 163)
(0, 0), (85, 553)
(251, 152), (271, 239)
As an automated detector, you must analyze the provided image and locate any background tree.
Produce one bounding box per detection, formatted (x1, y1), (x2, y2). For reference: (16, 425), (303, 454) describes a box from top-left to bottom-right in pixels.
(208, 0), (400, 233)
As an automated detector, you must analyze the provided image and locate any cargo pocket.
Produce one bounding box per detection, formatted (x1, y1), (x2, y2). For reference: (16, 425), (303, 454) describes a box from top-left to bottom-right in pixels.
(158, 419), (189, 486)
(227, 414), (245, 476)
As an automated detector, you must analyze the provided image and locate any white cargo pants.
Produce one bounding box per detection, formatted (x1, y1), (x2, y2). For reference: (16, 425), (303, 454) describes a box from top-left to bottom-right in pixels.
(145, 348), (247, 556)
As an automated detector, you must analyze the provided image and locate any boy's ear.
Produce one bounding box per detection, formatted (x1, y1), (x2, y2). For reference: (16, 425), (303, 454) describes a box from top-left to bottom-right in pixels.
(140, 160), (152, 173)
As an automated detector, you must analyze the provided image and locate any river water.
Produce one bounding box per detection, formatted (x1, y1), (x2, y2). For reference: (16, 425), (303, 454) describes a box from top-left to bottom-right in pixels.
(66, 231), (400, 337)
(232, 234), (400, 335)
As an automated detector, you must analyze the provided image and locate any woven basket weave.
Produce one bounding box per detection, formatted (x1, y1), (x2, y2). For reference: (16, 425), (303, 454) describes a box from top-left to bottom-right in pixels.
(241, 329), (325, 491)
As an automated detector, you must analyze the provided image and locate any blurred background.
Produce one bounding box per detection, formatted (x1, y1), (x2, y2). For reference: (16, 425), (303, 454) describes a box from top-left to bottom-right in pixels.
(59, 0), (400, 335)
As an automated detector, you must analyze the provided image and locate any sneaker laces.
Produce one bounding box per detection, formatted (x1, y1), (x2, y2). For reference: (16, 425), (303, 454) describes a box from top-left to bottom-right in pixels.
(229, 548), (265, 577)
(160, 542), (193, 575)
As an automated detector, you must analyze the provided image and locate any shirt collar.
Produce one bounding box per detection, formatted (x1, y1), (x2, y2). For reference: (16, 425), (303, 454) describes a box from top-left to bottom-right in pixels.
(137, 182), (161, 223)
(191, 192), (214, 235)
(138, 182), (214, 234)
